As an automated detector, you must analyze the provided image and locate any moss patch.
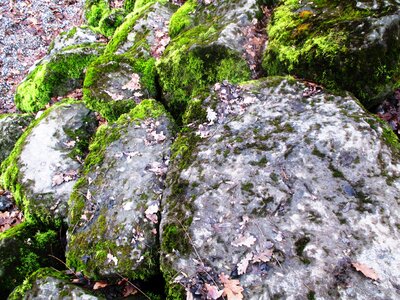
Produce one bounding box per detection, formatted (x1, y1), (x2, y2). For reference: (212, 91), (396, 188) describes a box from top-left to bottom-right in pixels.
(0, 223), (65, 297)
(15, 46), (103, 113)
(263, 0), (400, 108)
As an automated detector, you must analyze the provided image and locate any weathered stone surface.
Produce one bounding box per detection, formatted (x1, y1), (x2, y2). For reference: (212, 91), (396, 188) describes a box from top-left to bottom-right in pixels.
(156, 0), (265, 119)
(67, 100), (174, 280)
(83, 2), (176, 121)
(263, 0), (400, 108)
(160, 77), (400, 299)
(0, 224), (65, 297)
(9, 268), (102, 300)
(15, 27), (105, 113)
(1, 101), (97, 225)
(0, 114), (33, 165)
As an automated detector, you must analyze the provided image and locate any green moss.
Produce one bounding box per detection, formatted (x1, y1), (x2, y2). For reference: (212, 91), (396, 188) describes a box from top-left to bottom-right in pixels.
(295, 236), (311, 264)
(0, 223), (65, 297)
(15, 48), (102, 113)
(157, 26), (251, 120)
(169, 0), (197, 38)
(329, 163), (345, 179)
(83, 52), (157, 121)
(312, 147), (325, 158)
(85, 0), (110, 28)
(307, 291), (316, 300)
(263, 0), (400, 107)
(98, 8), (126, 37)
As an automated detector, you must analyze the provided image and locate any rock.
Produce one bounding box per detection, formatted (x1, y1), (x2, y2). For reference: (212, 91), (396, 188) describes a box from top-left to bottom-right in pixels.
(8, 268), (102, 300)
(160, 77), (400, 299)
(263, 0), (400, 108)
(83, 1), (176, 121)
(0, 100), (97, 225)
(0, 114), (33, 165)
(156, 0), (265, 119)
(0, 195), (13, 212)
(14, 27), (105, 113)
(0, 223), (65, 297)
(67, 100), (174, 280)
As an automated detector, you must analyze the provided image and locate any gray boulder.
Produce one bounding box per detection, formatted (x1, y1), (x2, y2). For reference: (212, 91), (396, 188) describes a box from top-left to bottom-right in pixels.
(160, 77), (400, 299)
(1, 100), (97, 225)
(8, 268), (102, 300)
(0, 114), (33, 165)
(67, 100), (174, 280)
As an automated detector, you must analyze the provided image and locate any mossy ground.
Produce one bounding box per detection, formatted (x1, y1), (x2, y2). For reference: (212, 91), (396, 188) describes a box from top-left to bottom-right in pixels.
(15, 47), (103, 113)
(263, 0), (400, 108)
(0, 223), (65, 297)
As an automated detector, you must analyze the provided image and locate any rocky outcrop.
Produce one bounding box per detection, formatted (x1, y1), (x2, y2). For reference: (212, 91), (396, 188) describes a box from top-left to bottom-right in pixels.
(0, 114), (33, 165)
(263, 0), (400, 108)
(160, 77), (400, 299)
(83, 1), (176, 121)
(9, 268), (102, 300)
(67, 100), (174, 280)
(14, 27), (105, 112)
(1, 101), (97, 225)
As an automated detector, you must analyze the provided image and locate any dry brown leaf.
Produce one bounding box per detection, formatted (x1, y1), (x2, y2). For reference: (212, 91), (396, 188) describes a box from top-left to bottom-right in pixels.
(231, 234), (256, 248)
(352, 262), (379, 281)
(219, 273), (244, 300)
(93, 281), (108, 290)
(205, 283), (224, 299)
(237, 253), (253, 275)
(123, 284), (138, 297)
(252, 249), (273, 263)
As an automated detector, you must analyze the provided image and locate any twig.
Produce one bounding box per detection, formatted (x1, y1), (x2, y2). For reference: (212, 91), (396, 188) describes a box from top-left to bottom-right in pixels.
(48, 254), (76, 276)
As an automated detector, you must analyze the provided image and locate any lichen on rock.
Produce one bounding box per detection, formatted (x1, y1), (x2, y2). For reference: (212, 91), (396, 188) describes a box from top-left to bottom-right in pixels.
(0, 114), (33, 165)
(0, 100), (97, 226)
(14, 27), (105, 113)
(263, 0), (400, 108)
(160, 77), (400, 299)
(67, 99), (175, 281)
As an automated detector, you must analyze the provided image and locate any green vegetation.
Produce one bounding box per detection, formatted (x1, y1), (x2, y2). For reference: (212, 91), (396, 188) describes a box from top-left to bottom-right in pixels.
(0, 223), (65, 296)
(263, 0), (400, 108)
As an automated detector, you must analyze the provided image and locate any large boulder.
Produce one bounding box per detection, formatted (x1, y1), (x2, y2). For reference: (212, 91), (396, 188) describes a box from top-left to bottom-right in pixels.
(14, 27), (105, 112)
(83, 1), (176, 121)
(0, 114), (33, 165)
(156, 0), (266, 119)
(8, 268), (103, 300)
(0, 100), (97, 225)
(0, 223), (65, 297)
(263, 0), (400, 108)
(160, 77), (400, 299)
(67, 100), (174, 281)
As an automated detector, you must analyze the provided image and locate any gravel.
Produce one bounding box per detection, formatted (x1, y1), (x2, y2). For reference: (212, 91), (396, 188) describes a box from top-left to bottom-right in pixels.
(0, 0), (84, 113)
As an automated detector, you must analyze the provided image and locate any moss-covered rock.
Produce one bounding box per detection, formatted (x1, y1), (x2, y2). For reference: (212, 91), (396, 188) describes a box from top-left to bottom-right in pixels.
(160, 78), (400, 299)
(0, 223), (65, 297)
(67, 100), (175, 281)
(14, 27), (105, 113)
(0, 114), (33, 166)
(8, 267), (103, 300)
(83, 2), (175, 121)
(0, 100), (97, 226)
(263, 0), (400, 108)
(156, 0), (262, 120)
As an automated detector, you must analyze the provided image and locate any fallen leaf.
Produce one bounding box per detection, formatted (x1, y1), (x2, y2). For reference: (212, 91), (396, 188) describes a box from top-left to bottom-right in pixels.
(52, 174), (64, 186)
(252, 249), (273, 263)
(237, 253), (253, 275)
(123, 284), (138, 297)
(231, 234), (256, 248)
(122, 73), (141, 91)
(186, 290), (194, 300)
(205, 283), (224, 299)
(93, 281), (108, 290)
(219, 273), (244, 300)
(352, 262), (379, 281)
(207, 107), (218, 124)
(106, 253), (118, 266)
